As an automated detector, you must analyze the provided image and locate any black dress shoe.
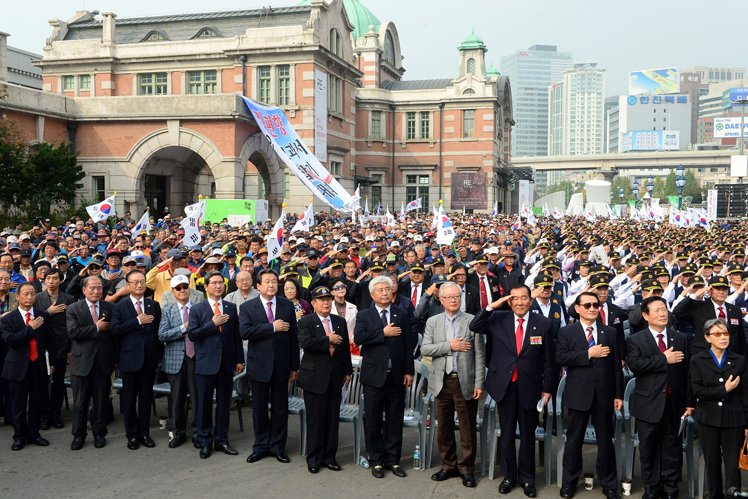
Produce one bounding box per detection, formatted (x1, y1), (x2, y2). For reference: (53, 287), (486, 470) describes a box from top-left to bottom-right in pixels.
(663, 494), (678, 499)
(71, 437), (85, 451)
(386, 464), (407, 477)
(371, 465), (384, 479)
(51, 418), (64, 429)
(140, 436), (155, 448)
(308, 466), (319, 474)
(602, 489), (621, 499)
(28, 436), (49, 446)
(169, 435), (186, 448)
(275, 452), (290, 463)
(11, 440), (24, 451)
(461, 473), (477, 488)
(200, 446), (211, 459)
(431, 469), (460, 481)
(215, 444), (238, 455)
(94, 436), (106, 448)
(40, 419), (50, 431)
(192, 436), (200, 449)
(127, 437), (139, 450)
(326, 463), (341, 471)
(523, 483), (537, 498)
(247, 451), (267, 463)
(560, 485), (577, 499)
(500, 479), (516, 494)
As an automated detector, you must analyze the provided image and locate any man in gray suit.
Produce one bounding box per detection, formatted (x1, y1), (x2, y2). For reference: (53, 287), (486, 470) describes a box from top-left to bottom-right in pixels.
(225, 271), (259, 307)
(161, 268), (204, 307)
(158, 274), (202, 449)
(421, 281), (485, 488)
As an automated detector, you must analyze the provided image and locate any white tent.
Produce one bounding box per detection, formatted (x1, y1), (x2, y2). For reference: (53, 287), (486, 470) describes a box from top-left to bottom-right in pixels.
(535, 191), (566, 214)
(566, 193), (584, 216)
(585, 180), (611, 216)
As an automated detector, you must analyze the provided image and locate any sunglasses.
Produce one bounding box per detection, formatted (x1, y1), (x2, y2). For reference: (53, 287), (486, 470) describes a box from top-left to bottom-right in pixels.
(332, 284), (346, 291)
(123, 262), (136, 267)
(578, 302), (600, 310)
(174, 284), (189, 291)
(707, 331), (730, 338)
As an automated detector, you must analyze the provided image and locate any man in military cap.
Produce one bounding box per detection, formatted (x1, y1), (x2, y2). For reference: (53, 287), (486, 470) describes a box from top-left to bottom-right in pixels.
(530, 273), (566, 344)
(495, 249), (523, 294)
(467, 253), (501, 309)
(398, 261), (427, 308)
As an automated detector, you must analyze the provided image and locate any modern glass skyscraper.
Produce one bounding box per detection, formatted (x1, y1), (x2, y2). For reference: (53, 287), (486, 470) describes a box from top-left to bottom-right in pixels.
(501, 45), (573, 157)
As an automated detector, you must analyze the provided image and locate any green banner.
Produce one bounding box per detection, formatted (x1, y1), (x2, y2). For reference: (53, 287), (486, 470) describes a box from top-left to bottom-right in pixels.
(667, 195), (679, 206)
(203, 199), (267, 225)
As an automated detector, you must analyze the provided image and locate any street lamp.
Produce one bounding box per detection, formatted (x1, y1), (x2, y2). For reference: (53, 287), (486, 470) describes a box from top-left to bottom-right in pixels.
(619, 186), (624, 204)
(676, 164), (686, 210)
(647, 174), (654, 196)
(632, 179), (639, 207)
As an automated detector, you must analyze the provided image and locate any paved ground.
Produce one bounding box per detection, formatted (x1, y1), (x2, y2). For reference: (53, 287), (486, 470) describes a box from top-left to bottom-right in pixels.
(0, 393), (727, 499)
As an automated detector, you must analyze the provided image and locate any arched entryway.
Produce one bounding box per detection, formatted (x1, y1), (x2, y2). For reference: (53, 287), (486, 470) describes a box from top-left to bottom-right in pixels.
(240, 133), (286, 219)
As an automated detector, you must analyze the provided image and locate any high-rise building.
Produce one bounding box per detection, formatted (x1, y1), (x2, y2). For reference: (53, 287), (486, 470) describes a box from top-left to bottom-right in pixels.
(0, 32), (42, 90)
(609, 93), (691, 152)
(547, 63), (606, 156)
(680, 72), (709, 145)
(501, 45), (573, 157)
(603, 96), (619, 152)
(684, 66), (746, 85)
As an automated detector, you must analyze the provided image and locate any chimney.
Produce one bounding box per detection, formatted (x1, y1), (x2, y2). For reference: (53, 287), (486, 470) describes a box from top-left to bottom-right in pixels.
(102, 12), (117, 45)
(0, 31), (9, 81)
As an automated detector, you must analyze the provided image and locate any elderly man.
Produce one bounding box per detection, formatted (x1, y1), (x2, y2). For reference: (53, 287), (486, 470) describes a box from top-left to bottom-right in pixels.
(0, 269), (18, 424)
(421, 281), (485, 488)
(159, 275), (202, 449)
(467, 254), (501, 309)
(225, 271), (259, 307)
(354, 275), (414, 479)
(146, 249), (192, 304)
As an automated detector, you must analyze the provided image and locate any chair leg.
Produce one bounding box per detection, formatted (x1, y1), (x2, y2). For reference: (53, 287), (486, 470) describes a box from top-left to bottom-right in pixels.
(489, 432), (498, 480)
(353, 417), (360, 465)
(64, 386), (69, 410)
(152, 396), (157, 417)
(419, 423), (426, 471)
(300, 410), (306, 456)
(480, 425), (487, 477)
(698, 447), (705, 499)
(545, 434), (552, 486)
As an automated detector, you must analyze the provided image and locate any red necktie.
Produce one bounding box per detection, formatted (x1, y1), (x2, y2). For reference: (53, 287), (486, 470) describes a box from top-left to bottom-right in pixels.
(136, 300), (143, 315)
(657, 333), (671, 395)
(411, 285), (418, 307)
(718, 306), (726, 321)
(27, 312), (37, 362)
(480, 277), (488, 309)
(600, 305), (606, 325)
(214, 301), (222, 332)
(324, 318), (335, 356)
(511, 318), (524, 382)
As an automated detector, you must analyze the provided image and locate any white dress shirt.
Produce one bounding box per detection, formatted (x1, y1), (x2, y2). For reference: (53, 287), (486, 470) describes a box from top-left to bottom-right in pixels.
(259, 295), (278, 330)
(18, 306), (34, 324)
(580, 320), (598, 358)
(374, 305), (392, 368)
(713, 301), (728, 319)
(649, 326), (668, 347)
(178, 300), (193, 333)
(130, 295), (145, 325)
(410, 283), (423, 306)
(513, 311), (530, 347)
(85, 298), (100, 331)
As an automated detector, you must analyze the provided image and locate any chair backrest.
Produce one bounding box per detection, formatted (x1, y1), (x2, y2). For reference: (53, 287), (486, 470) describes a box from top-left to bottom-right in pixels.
(405, 360), (429, 412)
(555, 375), (567, 414)
(623, 377), (636, 419)
(343, 362), (363, 406)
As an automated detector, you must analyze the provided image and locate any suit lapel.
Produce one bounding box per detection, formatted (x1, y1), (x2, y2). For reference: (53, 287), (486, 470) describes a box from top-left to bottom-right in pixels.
(520, 314), (534, 354)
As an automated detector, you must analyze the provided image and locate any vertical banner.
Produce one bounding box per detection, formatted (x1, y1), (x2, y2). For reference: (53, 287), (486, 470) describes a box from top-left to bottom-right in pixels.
(707, 189), (718, 221)
(450, 173), (487, 210)
(314, 69), (328, 163)
(517, 180), (532, 215)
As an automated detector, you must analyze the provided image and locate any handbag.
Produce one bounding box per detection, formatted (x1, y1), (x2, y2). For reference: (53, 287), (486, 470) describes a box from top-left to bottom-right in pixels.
(739, 434), (748, 472)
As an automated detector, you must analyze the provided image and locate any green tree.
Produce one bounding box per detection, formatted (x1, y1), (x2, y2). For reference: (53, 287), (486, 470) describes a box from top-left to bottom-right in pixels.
(664, 170), (678, 196)
(547, 180), (576, 205)
(611, 175), (632, 203)
(26, 142), (85, 218)
(652, 177), (666, 198)
(682, 169), (703, 204)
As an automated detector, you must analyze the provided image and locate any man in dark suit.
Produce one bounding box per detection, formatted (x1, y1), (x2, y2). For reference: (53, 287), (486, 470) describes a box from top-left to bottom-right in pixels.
(240, 268), (300, 464)
(466, 254), (501, 308)
(35, 268), (75, 429)
(449, 264), (481, 316)
(556, 292), (624, 499)
(354, 275), (415, 479)
(673, 275), (748, 357)
(495, 249), (524, 295)
(586, 274), (628, 361)
(626, 280), (678, 333)
(188, 271), (245, 459)
(398, 261), (427, 308)
(470, 283), (555, 497)
(626, 297), (695, 499)
(66, 276), (115, 450)
(110, 270), (162, 450)
(1, 281), (53, 450)
(297, 287), (353, 473)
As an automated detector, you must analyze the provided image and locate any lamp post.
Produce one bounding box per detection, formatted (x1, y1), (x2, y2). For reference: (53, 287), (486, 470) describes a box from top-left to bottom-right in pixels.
(632, 179), (639, 208)
(619, 186), (624, 204)
(676, 164), (686, 211)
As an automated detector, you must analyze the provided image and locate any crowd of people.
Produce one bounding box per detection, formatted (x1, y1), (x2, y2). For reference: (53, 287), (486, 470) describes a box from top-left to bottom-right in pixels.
(1, 208), (748, 498)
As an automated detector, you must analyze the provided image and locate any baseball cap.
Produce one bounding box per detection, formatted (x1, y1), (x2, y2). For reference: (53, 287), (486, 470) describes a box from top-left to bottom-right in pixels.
(311, 287), (333, 299)
(430, 274), (448, 285)
(171, 275), (189, 288)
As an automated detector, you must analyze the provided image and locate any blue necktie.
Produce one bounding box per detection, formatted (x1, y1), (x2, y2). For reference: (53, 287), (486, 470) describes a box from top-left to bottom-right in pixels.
(587, 326), (595, 347)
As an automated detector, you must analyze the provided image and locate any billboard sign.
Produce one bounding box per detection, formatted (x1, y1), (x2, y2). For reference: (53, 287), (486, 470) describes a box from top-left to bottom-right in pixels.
(714, 117), (748, 138)
(731, 87), (748, 102)
(629, 68), (680, 95)
(621, 131), (680, 152)
(451, 172), (488, 210)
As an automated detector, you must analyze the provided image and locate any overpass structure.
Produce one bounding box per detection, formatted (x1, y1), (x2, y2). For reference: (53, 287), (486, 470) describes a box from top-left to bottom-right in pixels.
(512, 150), (738, 182)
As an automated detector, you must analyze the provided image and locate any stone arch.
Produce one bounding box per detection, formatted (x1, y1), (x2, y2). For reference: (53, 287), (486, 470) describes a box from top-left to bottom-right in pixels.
(378, 22), (403, 70)
(239, 133), (286, 218)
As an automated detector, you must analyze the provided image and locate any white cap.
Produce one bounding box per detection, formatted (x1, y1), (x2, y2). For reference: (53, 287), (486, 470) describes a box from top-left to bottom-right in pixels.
(414, 235), (423, 241)
(130, 250), (144, 258)
(485, 246), (500, 255)
(7, 236), (17, 244)
(171, 274), (189, 288)
(19, 234), (31, 241)
(211, 248), (223, 256)
(391, 241), (400, 247)
(365, 235), (374, 242)
(316, 236), (324, 242)
(339, 237), (349, 243)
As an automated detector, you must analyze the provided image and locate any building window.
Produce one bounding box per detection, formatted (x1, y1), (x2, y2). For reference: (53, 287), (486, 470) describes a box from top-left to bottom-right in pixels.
(330, 161), (342, 176)
(420, 111), (430, 139)
(284, 171), (290, 198)
(463, 110), (475, 138)
(187, 70), (217, 94)
(195, 28), (218, 38)
(139, 73), (168, 95)
(371, 110), (383, 139)
(329, 29), (340, 57)
(80, 75), (91, 90)
(63, 76), (75, 91)
(406, 175), (429, 208)
(406, 112), (416, 140)
(328, 75), (342, 113)
(711, 167), (718, 172)
(467, 58), (476, 75)
(463, 88), (476, 95)
(258, 66), (271, 104)
(143, 32), (167, 42)
(371, 174), (383, 207)
(92, 176), (106, 202)
(277, 65), (290, 106)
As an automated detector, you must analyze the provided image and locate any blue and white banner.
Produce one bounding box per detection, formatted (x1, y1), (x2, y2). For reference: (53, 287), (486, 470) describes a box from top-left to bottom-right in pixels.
(242, 97), (354, 212)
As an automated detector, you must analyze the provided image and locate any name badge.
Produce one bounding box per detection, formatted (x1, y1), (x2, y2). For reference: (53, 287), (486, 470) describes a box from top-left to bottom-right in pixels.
(492, 286), (499, 292)
(531, 309), (539, 314)
(613, 317), (621, 325)
(530, 336), (542, 345)
(741, 307), (747, 313)
(731, 318), (740, 325)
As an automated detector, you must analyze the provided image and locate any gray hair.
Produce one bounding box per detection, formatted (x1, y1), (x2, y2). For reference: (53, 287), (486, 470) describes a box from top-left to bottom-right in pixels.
(439, 281), (461, 299)
(81, 276), (103, 288)
(369, 275), (393, 294)
(703, 318), (728, 336)
(415, 244), (426, 252)
(0, 269), (11, 278)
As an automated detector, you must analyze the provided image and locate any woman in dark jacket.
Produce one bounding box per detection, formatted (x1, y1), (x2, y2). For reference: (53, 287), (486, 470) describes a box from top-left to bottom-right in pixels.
(690, 318), (748, 499)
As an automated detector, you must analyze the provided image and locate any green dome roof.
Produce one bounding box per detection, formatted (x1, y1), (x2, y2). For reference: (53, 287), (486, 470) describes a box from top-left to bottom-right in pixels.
(298, 0), (381, 40)
(486, 62), (500, 77)
(458, 29), (487, 52)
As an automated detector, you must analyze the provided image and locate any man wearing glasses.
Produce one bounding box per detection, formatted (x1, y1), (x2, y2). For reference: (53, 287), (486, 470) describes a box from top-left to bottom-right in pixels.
(556, 292), (624, 499)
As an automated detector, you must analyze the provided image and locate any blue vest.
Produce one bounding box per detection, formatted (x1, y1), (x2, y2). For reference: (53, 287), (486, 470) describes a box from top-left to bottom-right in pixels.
(531, 298), (563, 345)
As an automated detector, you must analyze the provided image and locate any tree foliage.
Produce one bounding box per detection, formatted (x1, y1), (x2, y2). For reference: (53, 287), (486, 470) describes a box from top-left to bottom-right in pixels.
(547, 180), (582, 205)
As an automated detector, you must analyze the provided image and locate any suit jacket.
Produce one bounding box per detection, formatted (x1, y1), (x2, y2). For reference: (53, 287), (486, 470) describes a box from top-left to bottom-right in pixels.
(601, 302), (627, 359)
(673, 297), (748, 356)
(158, 301), (192, 374)
(370, 295), (419, 349)
(187, 299), (244, 376)
(161, 288), (205, 308)
(110, 297), (163, 373)
(1, 307), (53, 382)
(556, 321), (624, 412)
(239, 296), (300, 383)
(466, 272), (501, 304)
(469, 309), (555, 409)
(690, 348), (748, 428)
(495, 266), (524, 296)
(463, 283), (481, 316)
(35, 290), (76, 359)
(354, 305), (415, 388)
(421, 312), (485, 400)
(627, 304), (678, 334)
(296, 314), (353, 395)
(626, 327), (695, 424)
(66, 299), (116, 377)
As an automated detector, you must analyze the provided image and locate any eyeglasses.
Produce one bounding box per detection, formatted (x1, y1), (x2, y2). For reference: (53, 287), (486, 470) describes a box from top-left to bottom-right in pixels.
(578, 302), (600, 310)
(174, 285), (189, 291)
(453, 274), (466, 278)
(707, 331), (730, 338)
(332, 284), (347, 291)
(441, 295), (460, 301)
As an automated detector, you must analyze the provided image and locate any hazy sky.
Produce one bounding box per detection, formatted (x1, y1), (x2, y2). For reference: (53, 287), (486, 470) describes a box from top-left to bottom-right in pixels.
(4, 0), (742, 96)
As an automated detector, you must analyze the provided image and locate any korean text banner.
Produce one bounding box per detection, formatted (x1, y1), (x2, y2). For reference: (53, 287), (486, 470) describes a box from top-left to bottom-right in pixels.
(242, 97), (354, 212)
(629, 68), (679, 95)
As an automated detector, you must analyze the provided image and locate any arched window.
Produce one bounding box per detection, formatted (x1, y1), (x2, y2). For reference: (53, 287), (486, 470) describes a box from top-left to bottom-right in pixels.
(329, 29), (341, 56)
(142, 31), (168, 42)
(463, 88), (476, 95)
(467, 58), (476, 75)
(383, 31), (395, 65)
(195, 28), (219, 38)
